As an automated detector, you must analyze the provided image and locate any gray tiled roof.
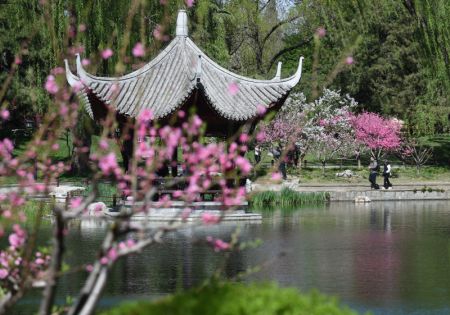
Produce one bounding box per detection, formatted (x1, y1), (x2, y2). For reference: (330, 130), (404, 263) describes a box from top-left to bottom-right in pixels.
(65, 10), (303, 121)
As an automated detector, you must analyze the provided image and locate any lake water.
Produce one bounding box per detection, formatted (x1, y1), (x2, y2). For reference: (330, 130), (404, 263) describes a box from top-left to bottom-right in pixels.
(12, 201), (450, 314)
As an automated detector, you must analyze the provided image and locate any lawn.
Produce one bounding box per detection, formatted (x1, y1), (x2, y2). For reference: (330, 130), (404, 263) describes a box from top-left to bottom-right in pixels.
(4, 132), (449, 187)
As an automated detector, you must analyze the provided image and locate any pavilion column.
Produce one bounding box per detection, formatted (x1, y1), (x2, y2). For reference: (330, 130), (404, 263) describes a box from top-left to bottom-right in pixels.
(238, 122), (253, 188)
(171, 146), (178, 177)
(119, 127), (134, 173)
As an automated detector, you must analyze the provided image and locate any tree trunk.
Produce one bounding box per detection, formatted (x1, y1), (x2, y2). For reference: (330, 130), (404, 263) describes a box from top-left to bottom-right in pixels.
(171, 146), (178, 177)
(322, 161), (326, 175)
(255, 47), (264, 74)
(119, 132), (134, 173)
(70, 111), (93, 175)
(65, 129), (72, 160)
(71, 136), (91, 175)
(299, 152), (307, 170)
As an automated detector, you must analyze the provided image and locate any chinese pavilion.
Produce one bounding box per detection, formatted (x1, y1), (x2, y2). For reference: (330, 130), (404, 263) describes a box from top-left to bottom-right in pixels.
(65, 10), (303, 170)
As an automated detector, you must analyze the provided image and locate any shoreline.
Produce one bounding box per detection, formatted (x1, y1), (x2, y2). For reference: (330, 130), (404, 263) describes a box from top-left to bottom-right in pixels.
(252, 181), (450, 202)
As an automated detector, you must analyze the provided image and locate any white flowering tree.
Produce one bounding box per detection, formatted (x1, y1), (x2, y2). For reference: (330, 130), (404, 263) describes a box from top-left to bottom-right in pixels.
(259, 90), (358, 172)
(304, 89), (358, 174)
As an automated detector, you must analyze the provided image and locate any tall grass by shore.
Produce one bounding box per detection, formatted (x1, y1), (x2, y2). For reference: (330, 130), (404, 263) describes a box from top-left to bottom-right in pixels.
(22, 201), (52, 218)
(249, 188), (329, 208)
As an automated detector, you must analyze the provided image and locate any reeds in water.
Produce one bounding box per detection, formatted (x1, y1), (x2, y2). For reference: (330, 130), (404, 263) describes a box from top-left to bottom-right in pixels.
(249, 188), (329, 208)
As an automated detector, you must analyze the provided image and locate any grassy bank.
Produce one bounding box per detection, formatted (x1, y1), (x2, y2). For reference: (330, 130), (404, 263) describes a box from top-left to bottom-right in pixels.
(249, 188), (329, 208)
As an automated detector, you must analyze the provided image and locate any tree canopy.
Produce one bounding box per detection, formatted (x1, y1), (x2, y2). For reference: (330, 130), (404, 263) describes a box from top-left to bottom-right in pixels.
(0, 0), (448, 133)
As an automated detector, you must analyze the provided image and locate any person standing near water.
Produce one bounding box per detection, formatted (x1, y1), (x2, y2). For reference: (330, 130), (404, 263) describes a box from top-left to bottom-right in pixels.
(383, 160), (393, 189)
(272, 145), (287, 180)
(368, 157), (379, 189)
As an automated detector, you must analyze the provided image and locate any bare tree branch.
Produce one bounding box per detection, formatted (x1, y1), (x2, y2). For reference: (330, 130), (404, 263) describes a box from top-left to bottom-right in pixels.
(267, 37), (312, 71)
(229, 35), (247, 56)
(259, 0), (273, 12)
(261, 15), (300, 48)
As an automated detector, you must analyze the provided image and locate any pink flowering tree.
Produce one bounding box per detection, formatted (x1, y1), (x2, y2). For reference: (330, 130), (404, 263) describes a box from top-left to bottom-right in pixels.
(351, 112), (402, 159)
(257, 93), (307, 148)
(257, 117), (303, 149)
(0, 81), (252, 315)
(257, 93), (305, 170)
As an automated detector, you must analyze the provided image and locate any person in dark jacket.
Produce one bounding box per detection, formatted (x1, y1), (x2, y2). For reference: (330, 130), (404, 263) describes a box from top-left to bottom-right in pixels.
(368, 157), (379, 189)
(272, 145), (287, 180)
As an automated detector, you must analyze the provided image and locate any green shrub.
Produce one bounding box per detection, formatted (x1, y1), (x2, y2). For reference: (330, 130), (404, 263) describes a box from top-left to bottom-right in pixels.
(417, 186), (446, 193)
(100, 282), (364, 315)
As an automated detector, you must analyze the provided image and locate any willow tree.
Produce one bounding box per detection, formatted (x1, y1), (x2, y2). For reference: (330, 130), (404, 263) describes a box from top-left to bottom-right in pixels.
(0, 1), (53, 128)
(407, 0), (450, 92)
(405, 0), (450, 133)
(280, 0), (448, 121)
(189, 0), (231, 66)
(219, 0), (302, 77)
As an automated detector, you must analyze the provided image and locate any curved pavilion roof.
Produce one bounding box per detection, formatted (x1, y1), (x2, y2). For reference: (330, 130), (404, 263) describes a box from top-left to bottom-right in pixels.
(65, 10), (303, 121)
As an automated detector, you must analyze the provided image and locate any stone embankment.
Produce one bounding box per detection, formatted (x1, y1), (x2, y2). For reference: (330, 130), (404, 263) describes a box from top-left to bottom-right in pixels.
(252, 181), (450, 202)
(328, 189), (450, 202)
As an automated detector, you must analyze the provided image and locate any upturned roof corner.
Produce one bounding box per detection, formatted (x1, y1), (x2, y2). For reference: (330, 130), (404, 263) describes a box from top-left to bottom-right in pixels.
(64, 58), (79, 87)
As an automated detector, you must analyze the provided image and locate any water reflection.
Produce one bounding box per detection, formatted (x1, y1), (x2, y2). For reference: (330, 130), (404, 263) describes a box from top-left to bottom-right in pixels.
(245, 201), (450, 314)
(12, 201), (450, 315)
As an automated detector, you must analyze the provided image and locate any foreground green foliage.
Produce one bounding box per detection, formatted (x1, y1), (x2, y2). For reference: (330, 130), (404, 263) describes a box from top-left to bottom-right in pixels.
(250, 189), (329, 208)
(101, 282), (363, 315)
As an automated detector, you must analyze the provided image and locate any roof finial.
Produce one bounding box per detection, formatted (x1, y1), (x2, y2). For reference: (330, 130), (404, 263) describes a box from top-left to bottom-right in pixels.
(176, 10), (188, 37)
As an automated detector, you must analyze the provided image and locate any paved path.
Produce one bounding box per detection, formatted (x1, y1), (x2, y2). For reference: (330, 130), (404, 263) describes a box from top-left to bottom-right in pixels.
(253, 180), (450, 192)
